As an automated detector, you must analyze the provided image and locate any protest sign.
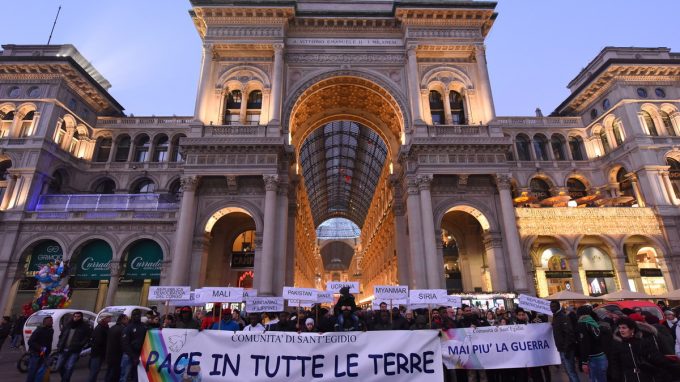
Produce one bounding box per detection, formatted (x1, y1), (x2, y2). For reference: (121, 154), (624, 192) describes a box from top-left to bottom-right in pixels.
(244, 289), (258, 298)
(246, 297), (284, 313)
(446, 295), (462, 308)
(169, 292), (204, 307)
(148, 286), (191, 301)
(326, 282), (360, 294)
(518, 294), (553, 316)
(409, 289), (447, 305)
(317, 291), (334, 304)
(197, 287), (244, 303)
(288, 300), (315, 308)
(441, 323), (560, 369)
(282, 287), (318, 301)
(138, 329), (443, 382)
(374, 285), (408, 300)
(372, 299), (408, 310)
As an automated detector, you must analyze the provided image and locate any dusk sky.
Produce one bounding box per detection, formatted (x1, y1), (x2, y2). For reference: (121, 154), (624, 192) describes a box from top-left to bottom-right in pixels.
(3, 1), (679, 117)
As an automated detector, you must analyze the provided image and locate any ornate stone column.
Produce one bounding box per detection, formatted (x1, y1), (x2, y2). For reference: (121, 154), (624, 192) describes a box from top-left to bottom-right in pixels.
(105, 263), (122, 306)
(613, 256), (631, 291)
(660, 169), (680, 205)
(390, 177), (411, 286)
(273, 181), (289, 294)
(567, 256), (584, 294)
(0, 174), (17, 210)
(483, 232), (509, 292)
(169, 175), (200, 285)
(442, 91), (453, 125)
(417, 175), (441, 289)
(406, 44), (424, 124)
(405, 178), (426, 288)
(475, 45), (496, 122)
(496, 174), (528, 292)
(259, 175), (278, 296)
(270, 43), (284, 125)
(627, 173), (646, 207)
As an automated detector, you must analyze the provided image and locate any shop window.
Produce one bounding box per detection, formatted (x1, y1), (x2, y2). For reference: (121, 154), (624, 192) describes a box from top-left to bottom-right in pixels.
(429, 91), (445, 125)
(636, 247), (667, 296)
(1, 111), (14, 137)
(94, 137), (112, 162)
(568, 136), (585, 160)
(642, 110), (658, 136)
(114, 135), (131, 162)
(152, 135), (169, 162)
(19, 111), (35, 138)
(540, 248), (572, 295)
(533, 135), (549, 161)
(449, 90), (466, 125)
(515, 134), (531, 161)
(581, 247), (617, 297)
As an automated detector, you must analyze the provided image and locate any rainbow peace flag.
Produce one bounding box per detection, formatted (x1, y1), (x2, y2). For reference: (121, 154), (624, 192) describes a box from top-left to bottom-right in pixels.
(140, 329), (182, 382)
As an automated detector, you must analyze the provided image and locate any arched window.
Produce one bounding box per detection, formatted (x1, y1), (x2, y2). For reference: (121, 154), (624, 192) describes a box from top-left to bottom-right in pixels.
(152, 135), (169, 162)
(642, 110), (658, 136)
(529, 178), (551, 200)
(616, 168), (634, 197)
(567, 178), (587, 199)
(94, 137), (112, 162)
(19, 111), (34, 137)
(114, 135), (131, 162)
(598, 129), (610, 154)
(168, 179), (182, 202)
(568, 136), (585, 160)
(449, 90), (466, 125)
(0, 111), (14, 138)
(533, 135), (549, 161)
(170, 134), (185, 162)
(246, 90), (262, 125)
(515, 134), (531, 161)
(54, 121), (67, 146)
(132, 178), (155, 194)
(93, 178), (116, 194)
(613, 121), (625, 145)
(661, 110), (675, 136)
(133, 135), (150, 162)
(550, 134), (566, 160)
(667, 158), (680, 199)
(47, 171), (64, 194)
(69, 131), (80, 156)
(429, 91), (445, 125)
(223, 90), (242, 125)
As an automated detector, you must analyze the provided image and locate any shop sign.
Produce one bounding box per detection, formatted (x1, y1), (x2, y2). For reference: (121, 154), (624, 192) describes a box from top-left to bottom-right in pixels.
(640, 268), (663, 277)
(545, 271), (573, 279)
(125, 255), (162, 280)
(230, 251), (254, 268)
(27, 242), (63, 273)
(76, 241), (112, 280)
(585, 270), (615, 278)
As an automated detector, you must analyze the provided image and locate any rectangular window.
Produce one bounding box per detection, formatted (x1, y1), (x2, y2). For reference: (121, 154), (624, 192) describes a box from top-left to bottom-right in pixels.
(19, 121), (32, 137)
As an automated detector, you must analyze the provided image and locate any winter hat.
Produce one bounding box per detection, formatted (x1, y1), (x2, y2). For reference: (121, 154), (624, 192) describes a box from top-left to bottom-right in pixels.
(629, 313), (645, 322)
(644, 315), (660, 325)
(305, 318), (314, 326)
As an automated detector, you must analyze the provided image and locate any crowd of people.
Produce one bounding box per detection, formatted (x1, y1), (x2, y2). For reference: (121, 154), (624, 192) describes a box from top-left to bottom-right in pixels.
(13, 292), (680, 381)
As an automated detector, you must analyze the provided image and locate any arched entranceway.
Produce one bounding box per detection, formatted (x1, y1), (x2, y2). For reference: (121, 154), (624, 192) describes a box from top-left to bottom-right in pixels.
(624, 235), (671, 295)
(10, 239), (64, 315)
(202, 208), (258, 288)
(116, 239), (163, 306)
(441, 209), (490, 293)
(578, 238), (618, 297)
(70, 239), (113, 312)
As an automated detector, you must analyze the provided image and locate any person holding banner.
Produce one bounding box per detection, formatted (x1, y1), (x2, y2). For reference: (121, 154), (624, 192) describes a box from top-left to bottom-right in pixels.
(210, 308), (240, 331)
(549, 301), (579, 382)
(243, 313), (265, 332)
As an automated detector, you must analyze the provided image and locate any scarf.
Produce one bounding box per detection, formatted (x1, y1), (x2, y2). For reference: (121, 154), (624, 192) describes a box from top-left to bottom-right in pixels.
(578, 315), (600, 330)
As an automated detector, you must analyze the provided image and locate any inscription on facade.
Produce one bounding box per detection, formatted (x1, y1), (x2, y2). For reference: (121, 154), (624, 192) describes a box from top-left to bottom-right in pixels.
(515, 208), (663, 236)
(286, 38), (403, 46)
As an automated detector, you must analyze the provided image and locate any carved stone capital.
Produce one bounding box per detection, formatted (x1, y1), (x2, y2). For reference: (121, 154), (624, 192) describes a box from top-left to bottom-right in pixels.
(495, 174), (512, 191)
(417, 175), (433, 191)
(407, 178), (420, 195)
(272, 43), (284, 53)
(406, 44), (418, 56)
(180, 176), (200, 192)
(263, 175), (279, 191)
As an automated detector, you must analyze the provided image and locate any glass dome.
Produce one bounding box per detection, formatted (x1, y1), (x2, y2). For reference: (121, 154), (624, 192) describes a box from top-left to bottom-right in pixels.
(316, 218), (360, 239)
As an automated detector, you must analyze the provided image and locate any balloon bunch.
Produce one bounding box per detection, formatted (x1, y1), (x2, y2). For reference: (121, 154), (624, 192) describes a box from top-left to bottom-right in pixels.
(28, 260), (72, 312)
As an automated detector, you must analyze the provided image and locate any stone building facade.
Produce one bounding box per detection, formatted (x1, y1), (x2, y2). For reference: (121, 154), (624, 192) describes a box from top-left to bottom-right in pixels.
(0, 0), (679, 314)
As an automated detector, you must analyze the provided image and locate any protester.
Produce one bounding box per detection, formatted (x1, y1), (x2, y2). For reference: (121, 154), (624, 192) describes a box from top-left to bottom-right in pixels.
(211, 309), (240, 331)
(120, 309), (147, 382)
(0, 316), (10, 351)
(665, 310), (678, 339)
(643, 314), (675, 355)
(371, 310), (392, 331)
(175, 306), (201, 329)
(404, 310), (416, 328)
(162, 313), (176, 328)
(271, 311), (295, 332)
(105, 314), (128, 382)
(232, 309), (246, 330)
(576, 305), (607, 382)
(609, 316), (680, 381)
(243, 313), (265, 332)
(55, 311), (92, 382)
(391, 307), (409, 330)
(550, 301), (578, 382)
(12, 313), (28, 349)
(303, 318), (316, 332)
(334, 286), (359, 331)
(88, 313), (111, 382)
(25, 316), (53, 382)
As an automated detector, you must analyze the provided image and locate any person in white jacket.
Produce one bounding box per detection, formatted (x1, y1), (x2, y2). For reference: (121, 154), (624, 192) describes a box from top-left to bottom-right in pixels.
(242, 313), (265, 332)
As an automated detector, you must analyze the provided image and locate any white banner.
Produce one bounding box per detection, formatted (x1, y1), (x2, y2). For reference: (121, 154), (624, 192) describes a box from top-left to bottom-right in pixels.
(282, 287), (318, 301)
(197, 287), (244, 303)
(288, 300), (315, 308)
(441, 323), (560, 369)
(518, 294), (553, 316)
(446, 296), (462, 308)
(246, 297), (284, 313)
(372, 299), (408, 310)
(374, 285), (409, 300)
(326, 282), (360, 294)
(138, 329), (442, 381)
(317, 292), (334, 304)
(169, 292), (204, 307)
(148, 286), (191, 301)
(244, 289), (258, 298)
(409, 289), (447, 305)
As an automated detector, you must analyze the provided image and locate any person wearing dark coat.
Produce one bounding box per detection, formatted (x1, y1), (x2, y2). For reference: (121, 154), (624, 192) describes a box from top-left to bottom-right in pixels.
(576, 305), (607, 382)
(370, 310), (393, 331)
(12, 313), (28, 349)
(26, 316), (53, 382)
(391, 308), (409, 330)
(271, 311), (297, 332)
(609, 317), (680, 382)
(105, 314), (128, 382)
(55, 311), (93, 382)
(175, 306), (200, 330)
(334, 286), (359, 331)
(120, 309), (147, 382)
(550, 301), (579, 382)
(644, 314), (675, 355)
(87, 313), (111, 382)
